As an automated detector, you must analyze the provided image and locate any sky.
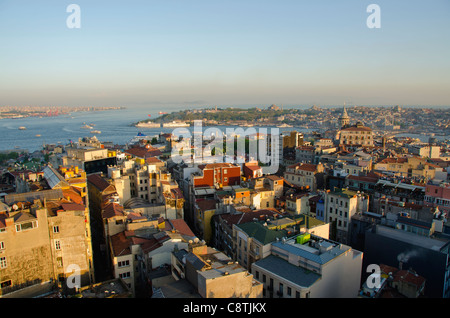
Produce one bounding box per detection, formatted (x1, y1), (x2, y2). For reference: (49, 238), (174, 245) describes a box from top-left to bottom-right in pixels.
(0, 0), (449, 108)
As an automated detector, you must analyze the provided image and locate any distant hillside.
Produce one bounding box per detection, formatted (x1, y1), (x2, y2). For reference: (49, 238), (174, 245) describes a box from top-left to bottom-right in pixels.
(137, 106), (296, 125)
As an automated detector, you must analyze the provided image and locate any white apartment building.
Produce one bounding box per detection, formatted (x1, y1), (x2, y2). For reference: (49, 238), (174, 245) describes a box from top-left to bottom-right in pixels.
(251, 233), (363, 298)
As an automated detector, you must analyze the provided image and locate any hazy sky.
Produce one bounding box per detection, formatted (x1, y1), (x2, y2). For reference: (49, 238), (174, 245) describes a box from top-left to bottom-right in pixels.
(1, 0), (449, 108)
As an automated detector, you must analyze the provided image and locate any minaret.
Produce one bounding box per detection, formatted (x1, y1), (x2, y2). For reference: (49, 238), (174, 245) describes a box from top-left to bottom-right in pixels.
(339, 104), (350, 128)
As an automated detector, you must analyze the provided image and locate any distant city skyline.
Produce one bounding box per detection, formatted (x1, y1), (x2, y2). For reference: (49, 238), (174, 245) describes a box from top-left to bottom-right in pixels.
(1, 0), (449, 107)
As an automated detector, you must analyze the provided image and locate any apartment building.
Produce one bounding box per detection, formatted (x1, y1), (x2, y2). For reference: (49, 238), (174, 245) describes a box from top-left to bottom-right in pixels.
(374, 156), (443, 180)
(424, 180), (450, 216)
(173, 241), (263, 298)
(284, 163), (324, 192)
(324, 188), (369, 244)
(1, 189), (93, 297)
(338, 122), (374, 147)
(251, 233), (363, 298)
(233, 214), (329, 271)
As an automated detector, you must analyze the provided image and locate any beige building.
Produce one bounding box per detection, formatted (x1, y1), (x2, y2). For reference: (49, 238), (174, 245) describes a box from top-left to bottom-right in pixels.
(284, 163), (324, 192)
(182, 242), (263, 298)
(324, 188), (369, 244)
(1, 190), (93, 297)
(252, 233), (363, 298)
(339, 122), (374, 147)
(374, 156), (442, 180)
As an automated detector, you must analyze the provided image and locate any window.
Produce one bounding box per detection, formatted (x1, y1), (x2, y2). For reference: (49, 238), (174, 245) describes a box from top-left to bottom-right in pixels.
(55, 240), (61, 250)
(287, 287), (292, 297)
(263, 274), (266, 283)
(119, 272), (131, 279)
(0, 241), (4, 250)
(0, 257), (6, 269)
(53, 226), (60, 233)
(15, 220), (38, 232)
(57, 257), (63, 267)
(1, 280), (12, 289)
(118, 260), (130, 268)
(255, 271), (259, 280)
(296, 291), (300, 298)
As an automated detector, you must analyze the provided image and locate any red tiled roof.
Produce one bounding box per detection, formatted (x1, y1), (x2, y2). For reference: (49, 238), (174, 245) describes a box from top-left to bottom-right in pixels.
(170, 188), (184, 200)
(139, 238), (162, 254)
(196, 199), (217, 212)
(62, 189), (84, 205)
(0, 214), (7, 229)
(146, 156), (163, 164)
(87, 174), (112, 192)
(168, 218), (196, 237)
(378, 158), (408, 164)
(110, 232), (131, 257)
(125, 146), (162, 159)
(393, 270), (426, 287)
(287, 163), (318, 172)
(245, 165), (261, 171)
(60, 203), (85, 211)
(341, 126), (372, 132)
(102, 203), (124, 219)
(125, 146), (150, 158)
(347, 174), (379, 183)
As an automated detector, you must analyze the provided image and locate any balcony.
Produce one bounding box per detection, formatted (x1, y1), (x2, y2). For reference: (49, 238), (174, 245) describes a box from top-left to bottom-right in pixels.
(248, 249), (261, 261)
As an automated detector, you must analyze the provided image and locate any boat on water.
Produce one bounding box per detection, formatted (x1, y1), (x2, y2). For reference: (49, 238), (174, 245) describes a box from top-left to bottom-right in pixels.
(81, 124), (94, 129)
(90, 130), (101, 134)
(136, 121), (161, 128)
(159, 111), (168, 115)
(277, 123), (293, 128)
(35, 134), (41, 137)
(162, 121), (190, 128)
(19, 126), (26, 130)
(130, 132), (154, 143)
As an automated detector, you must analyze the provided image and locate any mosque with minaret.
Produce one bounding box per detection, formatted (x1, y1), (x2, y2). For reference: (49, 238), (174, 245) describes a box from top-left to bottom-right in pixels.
(336, 105), (374, 148)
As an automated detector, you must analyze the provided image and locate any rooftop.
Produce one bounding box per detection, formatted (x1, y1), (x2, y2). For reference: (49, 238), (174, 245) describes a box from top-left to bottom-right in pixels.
(373, 225), (449, 252)
(253, 255), (321, 288)
(272, 234), (355, 265)
(235, 222), (288, 245)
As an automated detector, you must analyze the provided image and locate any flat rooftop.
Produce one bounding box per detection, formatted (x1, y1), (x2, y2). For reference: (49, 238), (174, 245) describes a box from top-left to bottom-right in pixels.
(272, 235), (354, 265)
(374, 225), (449, 252)
(253, 255), (321, 288)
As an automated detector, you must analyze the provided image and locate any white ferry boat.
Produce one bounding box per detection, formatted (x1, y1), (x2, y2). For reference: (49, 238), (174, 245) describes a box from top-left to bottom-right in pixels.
(162, 121), (190, 128)
(136, 121), (161, 128)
